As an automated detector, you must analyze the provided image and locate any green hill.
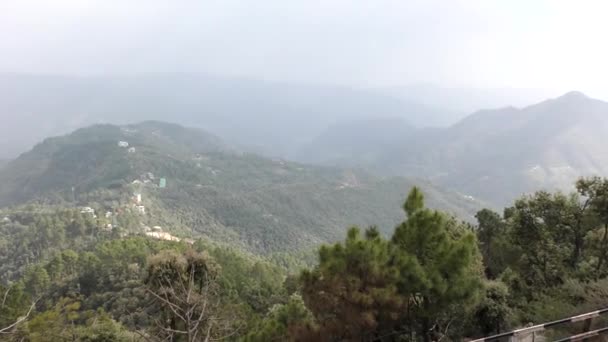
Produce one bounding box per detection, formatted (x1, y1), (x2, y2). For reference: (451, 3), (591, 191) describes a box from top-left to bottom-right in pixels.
(0, 121), (481, 253)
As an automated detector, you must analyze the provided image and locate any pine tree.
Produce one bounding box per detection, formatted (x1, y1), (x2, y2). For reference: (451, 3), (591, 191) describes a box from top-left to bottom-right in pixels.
(299, 188), (483, 341)
(300, 226), (403, 341)
(392, 187), (483, 342)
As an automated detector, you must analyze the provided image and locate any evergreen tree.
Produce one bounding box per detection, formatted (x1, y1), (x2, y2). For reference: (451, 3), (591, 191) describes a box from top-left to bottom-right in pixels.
(392, 187), (483, 342)
(576, 177), (608, 276)
(300, 226), (403, 341)
(300, 188), (483, 341)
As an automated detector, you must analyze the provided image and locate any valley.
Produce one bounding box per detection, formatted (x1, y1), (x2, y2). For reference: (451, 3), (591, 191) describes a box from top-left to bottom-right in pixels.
(1, 95), (608, 341)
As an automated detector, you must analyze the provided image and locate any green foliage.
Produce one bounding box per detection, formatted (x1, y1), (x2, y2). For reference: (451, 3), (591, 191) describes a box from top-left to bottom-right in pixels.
(0, 122), (480, 255)
(301, 226), (403, 340)
(472, 281), (512, 336)
(243, 293), (314, 342)
(21, 297), (132, 342)
(4, 174), (608, 341)
(476, 209), (515, 277)
(576, 176), (608, 276)
(471, 177), (608, 330)
(392, 188), (484, 341)
(22, 265), (50, 297)
(300, 188), (484, 341)
(0, 208), (129, 282)
(0, 284), (30, 330)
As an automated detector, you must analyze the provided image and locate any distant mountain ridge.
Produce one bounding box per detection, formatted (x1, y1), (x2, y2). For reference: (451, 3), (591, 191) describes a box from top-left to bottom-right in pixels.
(434, 91), (608, 204)
(381, 83), (557, 119)
(2, 72), (598, 208)
(300, 91), (608, 205)
(0, 73), (447, 159)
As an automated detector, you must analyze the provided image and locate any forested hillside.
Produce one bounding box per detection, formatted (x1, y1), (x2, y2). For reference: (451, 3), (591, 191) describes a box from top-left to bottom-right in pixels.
(0, 121), (481, 253)
(1, 180), (608, 341)
(0, 121), (606, 342)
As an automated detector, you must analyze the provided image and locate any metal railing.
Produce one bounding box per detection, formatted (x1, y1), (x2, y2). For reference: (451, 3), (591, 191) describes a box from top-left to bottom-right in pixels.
(471, 308), (608, 342)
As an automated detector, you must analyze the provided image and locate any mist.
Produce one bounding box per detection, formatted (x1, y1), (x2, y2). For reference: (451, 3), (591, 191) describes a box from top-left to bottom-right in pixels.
(1, 0), (607, 97)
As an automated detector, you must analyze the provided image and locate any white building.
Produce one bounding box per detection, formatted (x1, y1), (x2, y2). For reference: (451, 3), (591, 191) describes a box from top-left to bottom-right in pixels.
(134, 193), (142, 204)
(80, 207), (95, 214)
(136, 205), (146, 214)
(118, 141), (129, 148)
(145, 231), (180, 242)
(127, 147), (136, 153)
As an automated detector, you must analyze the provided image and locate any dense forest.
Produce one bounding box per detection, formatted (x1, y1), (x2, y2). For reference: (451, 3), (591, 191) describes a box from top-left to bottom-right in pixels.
(0, 122), (482, 254)
(1, 177), (608, 341)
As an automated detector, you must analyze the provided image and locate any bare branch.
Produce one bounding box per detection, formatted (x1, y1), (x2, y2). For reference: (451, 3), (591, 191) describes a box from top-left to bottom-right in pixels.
(0, 287), (11, 309)
(146, 251), (238, 342)
(0, 299), (37, 334)
(437, 319), (454, 342)
(145, 288), (187, 323)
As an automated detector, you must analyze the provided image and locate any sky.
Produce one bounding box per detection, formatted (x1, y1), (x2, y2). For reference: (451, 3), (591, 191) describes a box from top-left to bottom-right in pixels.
(1, 0), (608, 97)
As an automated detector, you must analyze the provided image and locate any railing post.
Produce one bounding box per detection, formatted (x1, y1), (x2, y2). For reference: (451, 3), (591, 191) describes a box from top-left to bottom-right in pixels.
(582, 317), (593, 342)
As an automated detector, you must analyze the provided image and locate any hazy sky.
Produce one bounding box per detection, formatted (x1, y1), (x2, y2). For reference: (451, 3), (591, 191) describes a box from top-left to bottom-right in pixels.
(1, 0), (607, 97)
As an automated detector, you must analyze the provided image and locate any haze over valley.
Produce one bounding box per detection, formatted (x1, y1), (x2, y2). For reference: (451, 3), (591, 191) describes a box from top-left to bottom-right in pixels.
(2, 72), (605, 206)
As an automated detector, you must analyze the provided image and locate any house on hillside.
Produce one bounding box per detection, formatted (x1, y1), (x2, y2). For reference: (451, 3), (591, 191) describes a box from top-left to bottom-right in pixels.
(118, 141), (129, 148)
(80, 207), (97, 218)
(145, 231), (180, 242)
(127, 147), (136, 153)
(80, 207), (95, 214)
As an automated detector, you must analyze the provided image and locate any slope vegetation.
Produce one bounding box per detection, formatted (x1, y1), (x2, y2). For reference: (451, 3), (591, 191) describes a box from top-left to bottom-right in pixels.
(0, 122), (481, 253)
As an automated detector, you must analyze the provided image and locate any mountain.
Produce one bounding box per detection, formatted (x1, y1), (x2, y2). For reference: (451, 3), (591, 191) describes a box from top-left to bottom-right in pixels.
(0, 73), (446, 159)
(0, 121), (482, 253)
(427, 91), (608, 204)
(0, 121), (230, 205)
(300, 92), (608, 206)
(381, 83), (558, 124)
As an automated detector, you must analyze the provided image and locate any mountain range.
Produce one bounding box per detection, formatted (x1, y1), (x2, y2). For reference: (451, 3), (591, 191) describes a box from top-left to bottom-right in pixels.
(0, 121), (481, 253)
(382, 84), (557, 119)
(300, 91), (608, 205)
(0, 73), (448, 159)
(1, 72), (605, 207)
